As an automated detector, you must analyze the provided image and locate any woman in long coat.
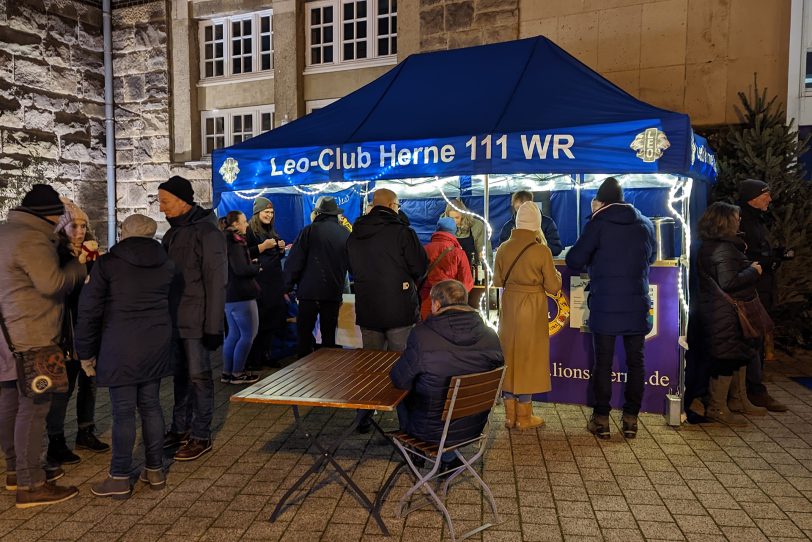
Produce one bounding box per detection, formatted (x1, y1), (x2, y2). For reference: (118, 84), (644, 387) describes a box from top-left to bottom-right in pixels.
(494, 202), (561, 430)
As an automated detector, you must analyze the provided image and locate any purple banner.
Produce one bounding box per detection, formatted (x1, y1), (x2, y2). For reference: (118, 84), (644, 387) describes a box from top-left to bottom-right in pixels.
(534, 265), (680, 414)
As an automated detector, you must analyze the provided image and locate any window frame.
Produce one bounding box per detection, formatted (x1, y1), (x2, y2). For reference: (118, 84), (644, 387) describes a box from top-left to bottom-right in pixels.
(200, 105), (276, 157)
(305, 0), (397, 74)
(198, 9), (274, 84)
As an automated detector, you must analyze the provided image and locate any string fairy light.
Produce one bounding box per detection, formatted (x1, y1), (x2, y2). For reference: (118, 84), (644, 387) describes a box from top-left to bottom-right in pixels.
(666, 177), (693, 338)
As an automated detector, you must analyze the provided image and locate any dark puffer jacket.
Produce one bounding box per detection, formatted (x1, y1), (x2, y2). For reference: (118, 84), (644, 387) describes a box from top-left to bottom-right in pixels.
(162, 205), (227, 338)
(565, 203), (656, 335)
(498, 214), (563, 256)
(390, 306), (504, 445)
(284, 214), (350, 302)
(698, 237), (761, 361)
(348, 206), (428, 330)
(225, 229), (260, 303)
(75, 237), (176, 387)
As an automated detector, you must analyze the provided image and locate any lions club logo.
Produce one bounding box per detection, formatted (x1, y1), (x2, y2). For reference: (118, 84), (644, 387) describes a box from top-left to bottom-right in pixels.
(631, 128), (670, 163)
(547, 291), (570, 337)
(219, 157), (240, 185)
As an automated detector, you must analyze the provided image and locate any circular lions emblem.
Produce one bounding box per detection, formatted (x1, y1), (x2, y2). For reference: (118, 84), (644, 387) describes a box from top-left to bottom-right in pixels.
(547, 291), (570, 337)
(31, 375), (52, 393)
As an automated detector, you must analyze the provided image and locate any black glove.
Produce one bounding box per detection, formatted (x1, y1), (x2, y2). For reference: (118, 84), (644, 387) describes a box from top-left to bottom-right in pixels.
(202, 333), (224, 351)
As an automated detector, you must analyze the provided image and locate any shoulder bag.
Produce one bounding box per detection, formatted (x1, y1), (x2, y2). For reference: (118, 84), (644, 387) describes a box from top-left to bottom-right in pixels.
(502, 242), (536, 285)
(699, 262), (773, 340)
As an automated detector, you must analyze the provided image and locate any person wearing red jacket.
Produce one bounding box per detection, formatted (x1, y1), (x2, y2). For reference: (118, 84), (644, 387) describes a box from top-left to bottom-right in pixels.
(420, 218), (474, 320)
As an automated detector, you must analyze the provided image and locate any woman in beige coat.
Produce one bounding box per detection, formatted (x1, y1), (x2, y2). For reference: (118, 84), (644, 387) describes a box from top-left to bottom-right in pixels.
(494, 201), (562, 430)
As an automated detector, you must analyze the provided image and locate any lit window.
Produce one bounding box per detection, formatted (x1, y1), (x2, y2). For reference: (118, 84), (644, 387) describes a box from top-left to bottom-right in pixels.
(201, 105), (275, 156)
(199, 10), (273, 81)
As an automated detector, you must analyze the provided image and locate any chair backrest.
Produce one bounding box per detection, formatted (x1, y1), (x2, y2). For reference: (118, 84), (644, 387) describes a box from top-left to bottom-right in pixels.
(441, 366), (505, 422)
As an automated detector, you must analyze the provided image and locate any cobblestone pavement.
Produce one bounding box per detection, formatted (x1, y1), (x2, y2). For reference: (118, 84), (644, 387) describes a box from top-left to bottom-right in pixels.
(2, 350), (812, 541)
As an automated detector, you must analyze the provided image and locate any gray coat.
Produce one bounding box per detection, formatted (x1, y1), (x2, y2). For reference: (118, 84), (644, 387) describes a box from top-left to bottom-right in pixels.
(162, 205), (227, 339)
(0, 210), (86, 381)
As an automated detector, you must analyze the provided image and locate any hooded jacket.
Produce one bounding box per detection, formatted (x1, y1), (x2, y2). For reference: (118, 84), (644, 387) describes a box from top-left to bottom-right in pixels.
(390, 306), (504, 444)
(565, 203), (656, 335)
(347, 206), (428, 330)
(75, 237), (176, 387)
(419, 231), (474, 320)
(284, 213), (350, 302)
(162, 205), (227, 338)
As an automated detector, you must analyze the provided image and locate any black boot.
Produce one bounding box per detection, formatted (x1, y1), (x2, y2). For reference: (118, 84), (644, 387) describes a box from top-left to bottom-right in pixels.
(76, 426), (110, 453)
(47, 435), (81, 466)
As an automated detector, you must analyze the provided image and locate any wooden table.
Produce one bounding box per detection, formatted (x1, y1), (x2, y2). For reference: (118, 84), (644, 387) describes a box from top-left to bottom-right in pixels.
(231, 348), (407, 534)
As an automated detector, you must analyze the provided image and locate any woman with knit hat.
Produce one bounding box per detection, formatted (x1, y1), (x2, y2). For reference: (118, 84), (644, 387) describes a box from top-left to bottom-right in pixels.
(494, 201), (562, 430)
(46, 199), (109, 467)
(245, 197), (288, 365)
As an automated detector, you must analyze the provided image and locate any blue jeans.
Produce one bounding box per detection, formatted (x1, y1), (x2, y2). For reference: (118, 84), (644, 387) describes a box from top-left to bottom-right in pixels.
(224, 300), (259, 375)
(108, 379), (164, 477)
(171, 338), (214, 441)
(396, 402), (455, 463)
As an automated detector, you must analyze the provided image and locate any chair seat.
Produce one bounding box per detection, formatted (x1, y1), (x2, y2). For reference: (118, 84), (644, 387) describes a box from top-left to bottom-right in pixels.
(386, 430), (440, 457)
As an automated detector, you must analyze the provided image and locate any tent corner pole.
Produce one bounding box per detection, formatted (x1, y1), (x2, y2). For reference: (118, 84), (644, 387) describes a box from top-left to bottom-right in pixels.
(483, 174), (491, 321)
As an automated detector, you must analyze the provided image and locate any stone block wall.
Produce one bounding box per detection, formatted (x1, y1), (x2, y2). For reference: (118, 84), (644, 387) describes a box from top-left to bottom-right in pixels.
(418, 0), (519, 52)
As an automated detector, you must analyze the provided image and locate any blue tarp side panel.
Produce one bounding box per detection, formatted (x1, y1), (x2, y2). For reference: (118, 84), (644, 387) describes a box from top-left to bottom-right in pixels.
(211, 36), (715, 205)
(551, 190), (578, 247)
(401, 199), (450, 244)
(300, 188), (363, 228)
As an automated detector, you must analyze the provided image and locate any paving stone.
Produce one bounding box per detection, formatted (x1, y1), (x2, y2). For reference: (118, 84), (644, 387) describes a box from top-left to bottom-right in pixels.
(636, 520), (685, 540)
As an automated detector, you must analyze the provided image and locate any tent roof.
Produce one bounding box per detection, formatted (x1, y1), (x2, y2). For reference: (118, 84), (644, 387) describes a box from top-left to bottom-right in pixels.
(212, 36), (716, 201)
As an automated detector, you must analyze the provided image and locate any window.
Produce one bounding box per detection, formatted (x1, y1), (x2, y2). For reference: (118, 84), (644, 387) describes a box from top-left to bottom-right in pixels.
(306, 98), (338, 114)
(199, 10), (272, 81)
(306, 0), (396, 71)
(806, 50), (812, 89)
(201, 105), (274, 156)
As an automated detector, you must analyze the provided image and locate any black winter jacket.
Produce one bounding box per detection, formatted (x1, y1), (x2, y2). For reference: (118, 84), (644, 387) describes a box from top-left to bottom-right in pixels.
(348, 207), (428, 330)
(245, 226), (286, 309)
(75, 237), (176, 387)
(498, 214), (564, 256)
(390, 307), (504, 445)
(284, 214), (349, 301)
(739, 203), (778, 310)
(225, 229), (260, 303)
(162, 206), (227, 339)
(698, 237), (761, 361)
(566, 203), (656, 335)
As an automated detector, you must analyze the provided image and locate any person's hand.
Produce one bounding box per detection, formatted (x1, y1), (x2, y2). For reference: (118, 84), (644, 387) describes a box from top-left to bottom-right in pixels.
(80, 358), (96, 377)
(750, 261), (763, 275)
(277, 239), (286, 249)
(259, 239), (275, 252)
(202, 333), (224, 351)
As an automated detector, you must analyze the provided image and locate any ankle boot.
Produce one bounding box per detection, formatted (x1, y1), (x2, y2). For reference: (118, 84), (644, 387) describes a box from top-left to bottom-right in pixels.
(515, 401), (544, 430)
(503, 398), (517, 429)
(706, 376), (747, 427)
(47, 435), (80, 466)
(76, 426), (111, 452)
(728, 368), (767, 416)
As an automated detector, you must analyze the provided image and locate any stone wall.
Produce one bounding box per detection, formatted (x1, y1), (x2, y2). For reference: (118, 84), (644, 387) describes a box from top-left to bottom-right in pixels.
(418, 0), (519, 52)
(0, 0), (107, 234)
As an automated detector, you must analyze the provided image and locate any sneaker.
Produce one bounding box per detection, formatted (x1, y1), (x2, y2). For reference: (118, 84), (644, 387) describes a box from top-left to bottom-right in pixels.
(47, 435), (81, 465)
(16, 483), (79, 509)
(220, 373), (232, 384)
(174, 438), (212, 461)
(138, 467), (166, 491)
(163, 430), (190, 449)
(229, 373), (260, 385)
(621, 413), (638, 439)
(90, 475), (132, 500)
(587, 413), (611, 440)
(75, 427), (110, 453)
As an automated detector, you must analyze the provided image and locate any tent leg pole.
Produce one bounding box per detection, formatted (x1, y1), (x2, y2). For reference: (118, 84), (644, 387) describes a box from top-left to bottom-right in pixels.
(484, 174), (490, 321)
(575, 174), (581, 238)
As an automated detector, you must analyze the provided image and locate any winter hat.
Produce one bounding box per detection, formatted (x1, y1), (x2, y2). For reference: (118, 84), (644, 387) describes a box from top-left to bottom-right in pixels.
(158, 176), (195, 205)
(595, 177), (624, 204)
(120, 214), (158, 240)
(515, 201), (541, 231)
(20, 184), (65, 217)
(253, 196), (273, 216)
(314, 196), (343, 216)
(738, 178), (770, 203)
(436, 217), (457, 234)
(55, 198), (89, 233)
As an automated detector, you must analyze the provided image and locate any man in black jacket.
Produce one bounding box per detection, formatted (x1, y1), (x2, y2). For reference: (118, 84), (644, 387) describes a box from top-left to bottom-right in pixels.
(285, 196), (350, 358)
(738, 179), (788, 412)
(390, 280), (503, 467)
(158, 176), (227, 461)
(498, 191), (563, 255)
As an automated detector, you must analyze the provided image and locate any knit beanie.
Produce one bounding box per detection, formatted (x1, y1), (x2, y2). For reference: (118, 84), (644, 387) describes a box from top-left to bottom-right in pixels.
(515, 201), (541, 231)
(436, 217), (457, 234)
(55, 198), (89, 233)
(738, 179), (769, 203)
(21, 184), (64, 217)
(253, 196), (273, 216)
(120, 214), (158, 240)
(595, 177), (623, 204)
(158, 176), (195, 205)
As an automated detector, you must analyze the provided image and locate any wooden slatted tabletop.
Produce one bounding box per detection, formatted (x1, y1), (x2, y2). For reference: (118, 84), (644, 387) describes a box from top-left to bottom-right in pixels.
(231, 348), (408, 411)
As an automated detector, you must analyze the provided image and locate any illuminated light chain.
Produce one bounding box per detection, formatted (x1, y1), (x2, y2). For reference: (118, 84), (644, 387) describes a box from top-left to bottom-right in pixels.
(666, 177), (693, 336)
(437, 177), (498, 330)
(233, 188), (269, 200)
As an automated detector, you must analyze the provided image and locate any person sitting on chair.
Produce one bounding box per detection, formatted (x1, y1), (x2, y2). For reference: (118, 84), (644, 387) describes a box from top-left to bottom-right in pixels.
(390, 280), (503, 469)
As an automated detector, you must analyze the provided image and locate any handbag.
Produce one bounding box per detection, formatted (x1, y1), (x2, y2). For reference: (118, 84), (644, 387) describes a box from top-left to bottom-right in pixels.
(0, 307), (69, 397)
(699, 263), (774, 340)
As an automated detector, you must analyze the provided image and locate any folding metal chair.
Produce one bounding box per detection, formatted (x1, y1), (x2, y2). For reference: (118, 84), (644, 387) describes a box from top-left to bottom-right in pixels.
(375, 366), (505, 541)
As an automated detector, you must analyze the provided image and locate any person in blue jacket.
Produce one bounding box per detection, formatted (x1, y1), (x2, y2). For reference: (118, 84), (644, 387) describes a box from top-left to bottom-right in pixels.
(565, 177), (655, 440)
(498, 191), (563, 256)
